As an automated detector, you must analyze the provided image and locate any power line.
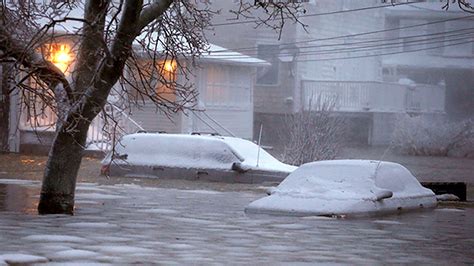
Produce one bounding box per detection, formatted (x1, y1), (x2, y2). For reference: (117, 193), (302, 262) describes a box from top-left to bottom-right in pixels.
(209, 33), (474, 59)
(210, 15), (474, 53)
(295, 34), (472, 57)
(286, 27), (474, 52)
(211, 1), (420, 27)
(207, 28), (474, 57)
(293, 39), (473, 62)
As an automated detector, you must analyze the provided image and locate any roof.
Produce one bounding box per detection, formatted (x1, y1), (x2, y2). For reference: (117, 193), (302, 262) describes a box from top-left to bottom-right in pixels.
(133, 35), (269, 66)
(39, 5), (269, 67)
(200, 44), (269, 66)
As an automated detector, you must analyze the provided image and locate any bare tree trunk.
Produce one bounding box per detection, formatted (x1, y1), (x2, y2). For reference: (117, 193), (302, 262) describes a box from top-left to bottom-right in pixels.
(37, 118), (90, 214)
(0, 63), (10, 152)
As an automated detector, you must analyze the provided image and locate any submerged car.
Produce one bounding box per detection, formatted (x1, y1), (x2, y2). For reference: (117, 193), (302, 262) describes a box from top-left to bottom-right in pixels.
(101, 133), (296, 183)
(245, 160), (437, 217)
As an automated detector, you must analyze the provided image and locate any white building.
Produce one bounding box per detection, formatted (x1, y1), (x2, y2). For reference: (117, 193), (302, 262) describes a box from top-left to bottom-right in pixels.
(128, 44), (268, 139)
(3, 40), (266, 153)
(208, 0), (452, 146)
(382, 2), (474, 119)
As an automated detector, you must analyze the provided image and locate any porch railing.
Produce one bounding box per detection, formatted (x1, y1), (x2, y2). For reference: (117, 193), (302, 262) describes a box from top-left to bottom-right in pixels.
(301, 80), (445, 113)
(86, 104), (144, 152)
(20, 103), (144, 152)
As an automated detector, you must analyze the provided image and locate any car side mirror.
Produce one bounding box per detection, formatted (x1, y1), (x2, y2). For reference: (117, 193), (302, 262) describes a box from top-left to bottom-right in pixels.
(231, 162), (250, 173)
(112, 153), (128, 160)
(373, 190), (393, 201)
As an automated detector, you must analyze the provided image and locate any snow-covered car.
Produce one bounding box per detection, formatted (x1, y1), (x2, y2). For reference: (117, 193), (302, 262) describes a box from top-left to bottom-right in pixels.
(245, 160), (437, 217)
(101, 133), (296, 183)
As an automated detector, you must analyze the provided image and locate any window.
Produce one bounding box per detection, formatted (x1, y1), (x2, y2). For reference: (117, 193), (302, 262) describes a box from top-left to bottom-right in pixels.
(155, 60), (177, 102)
(204, 65), (251, 108)
(257, 44), (280, 85)
(128, 60), (177, 102)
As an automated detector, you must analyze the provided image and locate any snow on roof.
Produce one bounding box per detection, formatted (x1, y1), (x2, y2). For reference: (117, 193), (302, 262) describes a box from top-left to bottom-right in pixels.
(201, 44), (269, 66)
(37, 6), (268, 67)
(133, 34), (269, 66)
(246, 160), (436, 216)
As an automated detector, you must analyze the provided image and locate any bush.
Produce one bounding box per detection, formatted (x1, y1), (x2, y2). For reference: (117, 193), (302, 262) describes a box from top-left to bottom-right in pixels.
(281, 97), (347, 165)
(392, 114), (474, 157)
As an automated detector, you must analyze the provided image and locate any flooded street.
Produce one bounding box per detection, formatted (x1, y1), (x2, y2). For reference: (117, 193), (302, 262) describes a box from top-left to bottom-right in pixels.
(0, 179), (473, 264)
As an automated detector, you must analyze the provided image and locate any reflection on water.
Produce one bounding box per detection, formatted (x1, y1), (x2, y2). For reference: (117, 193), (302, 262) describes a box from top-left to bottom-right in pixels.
(0, 183), (39, 214)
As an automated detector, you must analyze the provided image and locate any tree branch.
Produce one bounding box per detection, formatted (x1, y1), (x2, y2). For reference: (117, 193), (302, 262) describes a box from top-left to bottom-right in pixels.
(110, 0), (143, 63)
(137, 0), (173, 31)
(0, 24), (74, 103)
(72, 0), (110, 97)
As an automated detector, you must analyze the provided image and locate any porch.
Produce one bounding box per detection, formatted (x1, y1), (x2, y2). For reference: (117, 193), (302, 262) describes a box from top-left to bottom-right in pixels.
(18, 104), (143, 154)
(301, 80), (445, 114)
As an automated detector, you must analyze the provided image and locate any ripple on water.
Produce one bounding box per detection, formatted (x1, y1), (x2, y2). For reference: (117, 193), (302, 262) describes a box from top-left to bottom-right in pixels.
(22, 235), (90, 243)
(167, 217), (219, 225)
(167, 243), (195, 250)
(49, 249), (100, 260)
(75, 193), (126, 200)
(270, 223), (312, 230)
(96, 246), (154, 254)
(64, 222), (119, 229)
(372, 220), (403, 225)
(0, 254), (49, 264)
(435, 208), (465, 212)
(137, 208), (180, 215)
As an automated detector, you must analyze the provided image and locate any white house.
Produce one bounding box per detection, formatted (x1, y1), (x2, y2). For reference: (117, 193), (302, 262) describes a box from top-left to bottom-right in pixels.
(208, 0), (450, 146)
(381, 2), (474, 119)
(127, 44), (268, 139)
(2, 39), (267, 153)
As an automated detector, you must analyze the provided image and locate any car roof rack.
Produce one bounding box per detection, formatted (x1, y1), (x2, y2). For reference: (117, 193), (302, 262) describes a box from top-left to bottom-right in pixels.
(191, 132), (221, 136)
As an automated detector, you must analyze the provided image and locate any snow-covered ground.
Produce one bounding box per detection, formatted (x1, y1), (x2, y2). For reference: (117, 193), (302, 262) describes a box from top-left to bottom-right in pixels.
(246, 160), (437, 217)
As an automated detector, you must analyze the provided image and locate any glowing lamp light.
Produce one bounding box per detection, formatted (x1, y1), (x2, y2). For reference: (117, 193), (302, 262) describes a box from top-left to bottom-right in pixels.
(163, 60), (176, 72)
(48, 44), (72, 73)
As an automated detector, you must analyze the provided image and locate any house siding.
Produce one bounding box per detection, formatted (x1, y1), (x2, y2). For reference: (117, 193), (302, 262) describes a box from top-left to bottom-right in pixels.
(129, 103), (182, 133)
(187, 64), (254, 138)
(127, 63), (255, 139)
(190, 108), (253, 139)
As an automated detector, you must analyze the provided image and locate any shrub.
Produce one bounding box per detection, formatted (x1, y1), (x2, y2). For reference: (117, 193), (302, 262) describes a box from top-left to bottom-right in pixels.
(392, 114), (474, 157)
(281, 97), (347, 165)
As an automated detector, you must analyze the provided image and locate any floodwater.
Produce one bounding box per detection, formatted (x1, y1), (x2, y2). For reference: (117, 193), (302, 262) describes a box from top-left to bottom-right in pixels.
(0, 179), (473, 264)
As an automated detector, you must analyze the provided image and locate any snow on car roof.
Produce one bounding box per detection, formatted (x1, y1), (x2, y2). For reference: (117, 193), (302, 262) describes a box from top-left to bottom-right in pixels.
(108, 133), (295, 173)
(246, 160), (436, 216)
(221, 136), (297, 173)
(110, 133), (239, 170)
(277, 160), (431, 198)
